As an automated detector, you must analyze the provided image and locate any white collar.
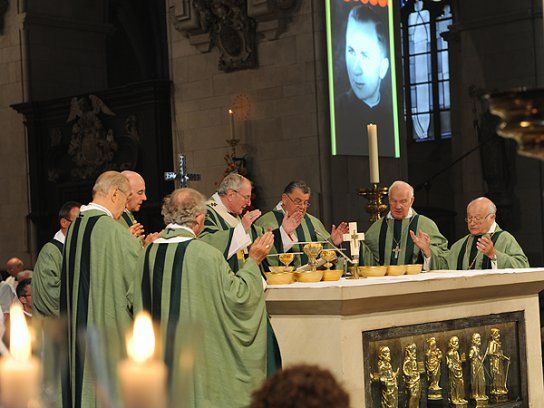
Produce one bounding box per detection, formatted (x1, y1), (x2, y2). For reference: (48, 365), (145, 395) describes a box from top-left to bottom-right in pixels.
(53, 230), (65, 244)
(79, 203), (113, 218)
(487, 222), (497, 234)
(386, 208), (414, 219)
(212, 193), (229, 211)
(154, 224), (196, 244)
(275, 201), (284, 212)
(165, 224), (197, 237)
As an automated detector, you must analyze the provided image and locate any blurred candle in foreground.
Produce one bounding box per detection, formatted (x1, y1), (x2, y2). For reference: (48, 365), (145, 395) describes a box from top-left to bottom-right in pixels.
(118, 311), (166, 408)
(0, 303), (41, 408)
(367, 123), (379, 184)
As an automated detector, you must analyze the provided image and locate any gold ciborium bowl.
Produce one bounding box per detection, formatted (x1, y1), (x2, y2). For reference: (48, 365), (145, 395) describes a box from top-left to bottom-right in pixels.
(265, 271), (295, 285)
(387, 265), (406, 276)
(406, 264), (423, 275)
(295, 269), (324, 283)
(322, 269), (343, 281)
(358, 266), (387, 278)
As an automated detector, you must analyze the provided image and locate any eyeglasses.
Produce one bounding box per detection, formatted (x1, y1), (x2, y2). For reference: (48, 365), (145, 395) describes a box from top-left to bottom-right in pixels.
(285, 194), (311, 208)
(233, 190), (251, 202)
(465, 213), (494, 223)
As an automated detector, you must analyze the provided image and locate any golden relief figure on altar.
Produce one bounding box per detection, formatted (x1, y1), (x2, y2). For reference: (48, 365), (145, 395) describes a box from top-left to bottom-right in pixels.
(364, 315), (522, 408)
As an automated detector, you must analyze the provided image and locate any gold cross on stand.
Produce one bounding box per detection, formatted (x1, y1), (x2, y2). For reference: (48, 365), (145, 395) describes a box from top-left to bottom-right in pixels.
(342, 222), (365, 263)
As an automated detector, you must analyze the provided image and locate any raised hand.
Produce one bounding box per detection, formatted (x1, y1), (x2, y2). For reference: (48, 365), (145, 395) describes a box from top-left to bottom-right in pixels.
(476, 236), (496, 259)
(330, 222), (349, 246)
(249, 232), (275, 264)
(281, 210), (303, 235)
(241, 209), (262, 232)
(143, 232), (161, 247)
(409, 230), (431, 258)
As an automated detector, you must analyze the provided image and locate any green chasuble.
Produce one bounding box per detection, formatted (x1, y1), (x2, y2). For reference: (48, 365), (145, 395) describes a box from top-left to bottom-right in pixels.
(33, 236), (64, 318)
(117, 209), (136, 229)
(359, 210), (449, 269)
(133, 227), (267, 408)
(255, 207), (330, 268)
(199, 196), (282, 376)
(60, 208), (142, 408)
(447, 224), (529, 270)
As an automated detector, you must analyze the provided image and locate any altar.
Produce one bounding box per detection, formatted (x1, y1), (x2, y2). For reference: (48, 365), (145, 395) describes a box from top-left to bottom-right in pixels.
(266, 268), (544, 407)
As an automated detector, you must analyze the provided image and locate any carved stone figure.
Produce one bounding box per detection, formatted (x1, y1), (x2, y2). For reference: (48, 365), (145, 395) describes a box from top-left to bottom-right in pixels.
(446, 336), (468, 407)
(425, 336), (443, 400)
(487, 328), (510, 402)
(370, 346), (399, 408)
(469, 333), (488, 406)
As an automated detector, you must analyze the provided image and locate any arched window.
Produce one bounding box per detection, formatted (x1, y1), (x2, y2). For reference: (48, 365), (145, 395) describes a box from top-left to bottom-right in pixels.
(400, 0), (452, 141)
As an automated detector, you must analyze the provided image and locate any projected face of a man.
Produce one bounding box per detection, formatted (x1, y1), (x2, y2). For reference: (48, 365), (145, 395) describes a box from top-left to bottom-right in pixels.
(345, 17), (389, 107)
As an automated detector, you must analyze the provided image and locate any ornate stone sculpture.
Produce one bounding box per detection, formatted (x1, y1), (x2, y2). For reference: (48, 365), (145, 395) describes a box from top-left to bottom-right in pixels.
(425, 336), (443, 400)
(446, 336), (468, 407)
(370, 346), (399, 408)
(469, 333), (488, 406)
(66, 95), (117, 179)
(486, 328), (510, 402)
(402, 343), (423, 408)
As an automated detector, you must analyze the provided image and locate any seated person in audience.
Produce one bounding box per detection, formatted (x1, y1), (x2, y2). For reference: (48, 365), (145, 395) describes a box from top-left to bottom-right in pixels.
(250, 364), (350, 408)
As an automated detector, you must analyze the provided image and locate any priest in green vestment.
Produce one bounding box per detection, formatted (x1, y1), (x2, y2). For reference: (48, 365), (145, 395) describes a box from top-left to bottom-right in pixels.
(117, 171), (148, 238)
(255, 180), (349, 268)
(60, 171), (143, 408)
(359, 181), (449, 270)
(132, 188), (274, 408)
(446, 197), (529, 270)
(199, 173), (302, 376)
(33, 201), (81, 318)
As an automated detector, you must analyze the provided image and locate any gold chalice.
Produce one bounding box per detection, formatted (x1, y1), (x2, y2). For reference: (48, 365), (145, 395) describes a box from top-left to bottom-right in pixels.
(278, 253), (295, 269)
(303, 243), (323, 272)
(320, 249), (336, 271)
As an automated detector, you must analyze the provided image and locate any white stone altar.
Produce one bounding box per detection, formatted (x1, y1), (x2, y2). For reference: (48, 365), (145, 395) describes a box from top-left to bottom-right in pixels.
(265, 268), (544, 407)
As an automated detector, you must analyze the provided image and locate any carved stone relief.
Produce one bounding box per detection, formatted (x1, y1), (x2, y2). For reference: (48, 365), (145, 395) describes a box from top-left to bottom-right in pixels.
(169, 0), (298, 72)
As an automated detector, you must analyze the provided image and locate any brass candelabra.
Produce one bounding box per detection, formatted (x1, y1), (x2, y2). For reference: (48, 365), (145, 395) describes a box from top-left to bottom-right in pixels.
(358, 183), (389, 222)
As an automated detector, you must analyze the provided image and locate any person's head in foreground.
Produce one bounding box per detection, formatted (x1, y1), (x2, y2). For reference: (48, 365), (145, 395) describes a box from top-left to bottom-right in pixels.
(249, 364), (350, 408)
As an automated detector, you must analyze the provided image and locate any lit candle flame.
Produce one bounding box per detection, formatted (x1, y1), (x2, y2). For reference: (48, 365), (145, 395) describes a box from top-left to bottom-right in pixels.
(9, 302), (31, 361)
(127, 312), (155, 364)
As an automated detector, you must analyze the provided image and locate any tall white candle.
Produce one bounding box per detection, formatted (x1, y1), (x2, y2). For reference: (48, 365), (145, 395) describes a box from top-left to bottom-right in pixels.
(118, 312), (166, 408)
(228, 109), (235, 140)
(0, 303), (41, 408)
(367, 123), (379, 184)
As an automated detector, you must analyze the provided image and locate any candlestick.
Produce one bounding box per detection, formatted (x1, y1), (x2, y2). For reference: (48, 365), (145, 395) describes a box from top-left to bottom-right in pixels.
(367, 123), (379, 184)
(0, 303), (41, 408)
(118, 312), (167, 408)
(358, 183), (389, 222)
(229, 109), (235, 141)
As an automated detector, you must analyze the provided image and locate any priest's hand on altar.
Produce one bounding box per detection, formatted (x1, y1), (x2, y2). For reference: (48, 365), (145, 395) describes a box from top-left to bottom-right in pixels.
(330, 222), (349, 246)
(128, 222), (145, 238)
(476, 236), (496, 259)
(249, 232), (274, 264)
(242, 209), (262, 232)
(281, 210), (303, 235)
(409, 230), (431, 258)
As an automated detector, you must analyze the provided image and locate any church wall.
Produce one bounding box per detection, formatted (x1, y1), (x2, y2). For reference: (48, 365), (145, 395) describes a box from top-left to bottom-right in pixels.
(446, 0), (544, 264)
(167, 0), (407, 232)
(0, 1), (31, 266)
(23, 0), (109, 100)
